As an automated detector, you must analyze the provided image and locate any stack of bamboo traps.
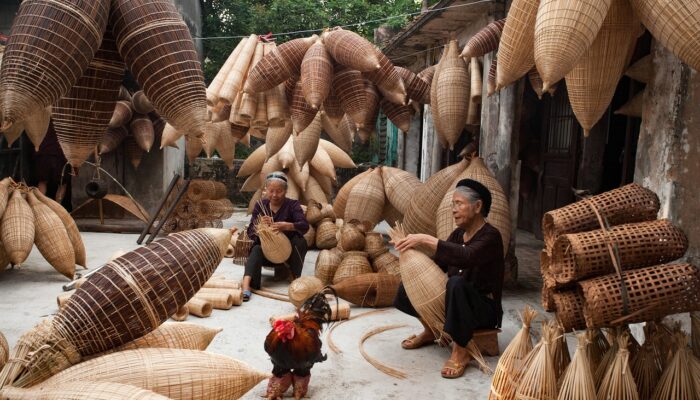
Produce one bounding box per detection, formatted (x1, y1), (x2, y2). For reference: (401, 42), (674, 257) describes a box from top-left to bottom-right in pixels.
(0, 179), (86, 280)
(538, 183), (700, 331)
(160, 179), (234, 234)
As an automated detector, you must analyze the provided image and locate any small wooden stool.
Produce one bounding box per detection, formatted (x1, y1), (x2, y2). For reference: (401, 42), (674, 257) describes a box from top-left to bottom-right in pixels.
(473, 329), (501, 356)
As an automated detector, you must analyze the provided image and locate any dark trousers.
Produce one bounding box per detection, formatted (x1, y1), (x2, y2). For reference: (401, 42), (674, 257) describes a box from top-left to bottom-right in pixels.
(244, 236), (307, 290)
(393, 275), (498, 347)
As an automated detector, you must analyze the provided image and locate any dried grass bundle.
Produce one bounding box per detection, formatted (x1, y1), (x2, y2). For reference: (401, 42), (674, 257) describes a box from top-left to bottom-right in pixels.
(650, 332), (698, 400)
(489, 305), (537, 400)
(515, 321), (558, 400)
(558, 332), (596, 400)
(551, 322), (571, 382)
(596, 333), (639, 400)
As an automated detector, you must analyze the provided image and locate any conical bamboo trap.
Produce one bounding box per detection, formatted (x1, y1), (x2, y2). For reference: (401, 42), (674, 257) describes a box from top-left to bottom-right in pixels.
(395, 66), (431, 105)
(343, 167), (385, 228)
(331, 273), (401, 307)
(497, 0), (540, 89)
(596, 333), (639, 400)
(244, 36), (316, 94)
(624, 54), (651, 84)
(106, 322), (221, 354)
(381, 167), (422, 215)
(33, 188), (86, 268)
(23, 106), (51, 151)
(26, 191), (75, 279)
(300, 39), (332, 109)
(363, 49), (407, 105)
(333, 67), (368, 128)
(435, 40), (470, 149)
(557, 332), (596, 400)
(461, 18), (507, 59)
(293, 111), (322, 167)
(1, 189), (35, 266)
(322, 27), (380, 72)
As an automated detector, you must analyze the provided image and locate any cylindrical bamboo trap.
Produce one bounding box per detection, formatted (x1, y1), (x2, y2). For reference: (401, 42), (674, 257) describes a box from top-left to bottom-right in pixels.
(171, 305), (189, 321)
(0, 381), (171, 400)
(300, 40), (332, 109)
(549, 219), (688, 285)
(203, 279), (240, 290)
(461, 18), (506, 59)
(288, 276), (324, 308)
(435, 39), (470, 150)
(315, 249), (342, 285)
(321, 27), (380, 72)
(193, 291), (234, 310)
(187, 180), (227, 202)
(333, 67), (369, 128)
(186, 297), (214, 317)
(363, 49), (407, 105)
(331, 273), (401, 307)
(553, 289), (587, 331)
(333, 251), (373, 284)
(381, 167), (422, 215)
(207, 37), (247, 105)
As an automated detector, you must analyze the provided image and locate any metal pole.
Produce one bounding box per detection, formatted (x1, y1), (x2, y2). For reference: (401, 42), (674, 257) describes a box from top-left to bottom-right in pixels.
(145, 178), (191, 244)
(137, 173), (180, 244)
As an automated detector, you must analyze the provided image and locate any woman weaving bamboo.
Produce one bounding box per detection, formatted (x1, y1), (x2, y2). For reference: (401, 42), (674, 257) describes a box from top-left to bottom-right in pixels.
(241, 172), (310, 301)
(392, 179), (504, 379)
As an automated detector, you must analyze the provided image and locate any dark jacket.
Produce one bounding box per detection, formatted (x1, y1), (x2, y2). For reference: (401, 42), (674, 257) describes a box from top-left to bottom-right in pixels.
(246, 198), (309, 245)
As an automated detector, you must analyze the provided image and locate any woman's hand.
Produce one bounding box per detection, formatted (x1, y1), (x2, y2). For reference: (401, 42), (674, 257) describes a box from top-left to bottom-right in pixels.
(260, 216), (274, 225)
(271, 222), (294, 232)
(392, 234), (439, 252)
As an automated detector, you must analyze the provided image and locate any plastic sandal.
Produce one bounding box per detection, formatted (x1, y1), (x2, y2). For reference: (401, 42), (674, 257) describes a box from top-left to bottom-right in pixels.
(242, 290), (252, 302)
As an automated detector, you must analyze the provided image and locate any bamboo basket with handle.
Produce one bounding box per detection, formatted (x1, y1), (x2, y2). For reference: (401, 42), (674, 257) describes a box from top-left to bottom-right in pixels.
(395, 66), (431, 105)
(301, 40), (332, 109)
(244, 36), (316, 94)
(0, 381), (171, 400)
(38, 348), (270, 400)
(344, 168), (385, 228)
(290, 81), (319, 134)
(333, 251), (373, 284)
(333, 168), (373, 218)
(219, 34), (257, 104)
(322, 88), (345, 126)
(0, 229), (231, 388)
(111, 0), (207, 138)
(23, 107), (51, 152)
(565, 0), (641, 136)
(293, 113), (322, 168)
(1, 189), (35, 266)
(381, 167), (422, 215)
(331, 273), (401, 307)
(315, 248), (342, 285)
(288, 276), (324, 307)
(363, 49), (407, 105)
(381, 98), (413, 133)
(130, 114), (155, 153)
(435, 40), (470, 150)
(496, 0), (539, 90)
(461, 18), (506, 59)
(333, 66), (368, 128)
(321, 27), (380, 72)
(33, 189), (86, 268)
(549, 219), (688, 285)
(0, 0), (109, 130)
(26, 191), (75, 279)
(542, 183), (660, 250)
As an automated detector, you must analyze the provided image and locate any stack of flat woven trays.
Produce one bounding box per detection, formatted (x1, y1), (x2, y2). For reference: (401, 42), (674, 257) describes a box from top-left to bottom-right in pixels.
(162, 180), (234, 233)
(540, 183), (699, 330)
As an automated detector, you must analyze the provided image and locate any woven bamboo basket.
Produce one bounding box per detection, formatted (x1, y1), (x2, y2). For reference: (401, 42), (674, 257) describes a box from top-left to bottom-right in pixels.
(344, 167), (385, 228)
(624, 54), (651, 83)
(381, 98), (413, 133)
(614, 90), (644, 118)
(113, 322), (221, 353)
(315, 249), (342, 285)
(130, 115), (155, 153)
(403, 158), (469, 236)
(304, 225), (316, 248)
(309, 145), (337, 182)
(381, 167), (422, 215)
(388, 223), (447, 337)
(382, 202), (403, 227)
(534, 0), (613, 92)
(33, 189), (86, 267)
(553, 289), (587, 331)
(395, 66), (431, 105)
(549, 219), (688, 285)
(244, 36), (315, 94)
(276, 138), (295, 168)
(288, 276), (324, 307)
(232, 231), (253, 265)
(322, 27), (380, 72)
(331, 273), (401, 307)
(290, 80), (319, 135)
(361, 80), (381, 134)
(237, 145), (267, 178)
(238, 92), (259, 122)
(109, 101), (133, 129)
(23, 107), (51, 151)
(0, 228), (231, 388)
(125, 136), (145, 169)
(186, 298), (213, 318)
(39, 348), (269, 400)
(301, 40), (332, 109)
(0, 330), (7, 371)
(364, 232), (387, 259)
(257, 227), (292, 264)
(435, 40), (470, 150)
(333, 67), (369, 128)
(111, 0), (207, 137)
(496, 0), (539, 89)
(305, 176), (329, 206)
(305, 200), (323, 225)
(312, 168), (335, 197)
(188, 180), (227, 202)
(26, 192), (75, 279)
(319, 139), (355, 168)
(1, 190), (35, 265)
(339, 223), (366, 251)
(461, 18), (506, 59)
(266, 84), (288, 128)
(372, 251), (400, 276)
(333, 251), (373, 284)
(0, 381), (171, 400)
(363, 49), (407, 105)
(293, 113), (322, 168)
(580, 263), (700, 328)
(158, 123), (182, 149)
(565, 0), (640, 135)
(319, 93), (341, 128)
(333, 168), (373, 218)
(417, 65), (436, 86)
(0, 0), (109, 129)
(265, 120), (293, 160)
(315, 218), (339, 249)
(629, 0), (700, 72)
(542, 183), (660, 249)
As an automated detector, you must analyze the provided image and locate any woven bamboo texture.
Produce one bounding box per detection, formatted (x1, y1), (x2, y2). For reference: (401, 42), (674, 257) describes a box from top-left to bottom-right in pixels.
(291, 81), (319, 136)
(125, 136), (145, 169)
(245, 36), (315, 94)
(514, 322), (557, 400)
(395, 66), (431, 104)
(288, 276), (324, 307)
(333, 168), (372, 218)
(321, 91), (343, 127)
(40, 348), (269, 400)
(1, 190), (35, 265)
(315, 248), (342, 285)
(361, 80), (381, 134)
(461, 18), (506, 59)
(266, 84), (288, 127)
(556, 333), (596, 400)
(188, 180), (227, 202)
(186, 297), (213, 317)
(23, 107), (51, 151)
(319, 139), (355, 168)
(496, 0), (539, 89)
(1, 120), (25, 147)
(239, 92), (259, 122)
(33, 189), (86, 267)
(340, 224), (366, 251)
(333, 251), (373, 284)
(435, 40), (470, 149)
(193, 290), (234, 310)
(549, 219), (688, 285)
(131, 115), (155, 153)
(553, 289), (587, 331)
(0, 178), (10, 225)
(371, 251), (400, 276)
(381, 167), (422, 215)
(487, 57), (498, 96)
(218, 34), (256, 103)
(237, 145), (266, 177)
(309, 145), (336, 181)
(542, 183), (659, 249)
(0, 0), (109, 128)
(0, 381), (171, 400)
(580, 263), (700, 328)
(528, 67), (558, 99)
(417, 65), (436, 86)
(305, 175), (329, 205)
(364, 232), (387, 259)
(403, 158), (469, 236)
(293, 112), (322, 167)
(629, 0), (700, 72)
(344, 167), (385, 228)
(132, 90), (154, 114)
(381, 98), (413, 133)
(114, 322), (221, 353)
(470, 58), (483, 104)
(596, 334), (639, 400)
(109, 101), (133, 129)
(332, 273), (401, 307)
(322, 28), (380, 72)
(534, 0), (612, 91)
(304, 224), (316, 248)
(430, 45), (447, 147)
(301, 40), (332, 109)
(27, 192), (75, 279)
(382, 202), (403, 227)
(564, 0), (640, 135)
(265, 120), (293, 160)
(206, 37), (244, 105)
(0, 330), (7, 371)
(363, 50), (407, 105)
(333, 67), (368, 128)
(312, 168), (334, 197)
(111, 0), (207, 137)
(624, 54), (651, 83)
(232, 233), (252, 265)
(614, 90), (644, 118)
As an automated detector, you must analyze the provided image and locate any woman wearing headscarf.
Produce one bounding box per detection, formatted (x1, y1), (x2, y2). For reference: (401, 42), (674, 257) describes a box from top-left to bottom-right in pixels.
(241, 171), (309, 301)
(392, 179), (504, 379)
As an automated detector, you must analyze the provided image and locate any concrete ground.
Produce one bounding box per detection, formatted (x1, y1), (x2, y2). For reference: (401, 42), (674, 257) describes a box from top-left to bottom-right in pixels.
(0, 212), (550, 399)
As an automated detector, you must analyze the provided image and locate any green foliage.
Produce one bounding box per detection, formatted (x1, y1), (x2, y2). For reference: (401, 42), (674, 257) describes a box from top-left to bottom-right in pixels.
(200, 0), (422, 82)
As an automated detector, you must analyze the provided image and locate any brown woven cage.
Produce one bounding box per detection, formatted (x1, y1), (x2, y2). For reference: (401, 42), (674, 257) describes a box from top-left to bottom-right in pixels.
(395, 66), (430, 105)
(461, 18), (506, 59)
(541, 271), (557, 312)
(111, 0), (207, 138)
(542, 183), (660, 249)
(322, 27), (380, 72)
(580, 263), (700, 328)
(496, 0), (539, 90)
(333, 251), (372, 284)
(363, 49), (407, 105)
(344, 167), (385, 228)
(550, 219), (688, 285)
(290, 80), (319, 134)
(33, 189), (86, 268)
(435, 40), (470, 150)
(0, 0), (109, 129)
(381, 167), (422, 215)
(1, 189), (35, 266)
(553, 289), (587, 331)
(232, 231), (253, 265)
(331, 273), (401, 307)
(360, 79), (381, 135)
(315, 218), (339, 249)
(244, 36), (315, 94)
(300, 40), (332, 109)
(333, 66), (369, 128)
(381, 98), (413, 133)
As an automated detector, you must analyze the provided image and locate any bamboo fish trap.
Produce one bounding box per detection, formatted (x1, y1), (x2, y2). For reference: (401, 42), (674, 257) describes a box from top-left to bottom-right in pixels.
(514, 321), (558, 400)
(343, 168), (385, 228)
(26, 191), (75, 279)
(244, 36), (316, 94)
(33, 188), (86, 268)
(557, 332), (596, 400)
(331, 273), (401, 307)
(333, 67), (369, 128)
(0, 229), (231, 388)
(108, 322), (221, 354)
(381, 167), (422, 215)
(395, 66), (431, 105)
(254, 204), (292, 264)
(333, 251), (373, 284)
(288, 276), (324, 307)
(435, 40), (470, 150)
(301, 40), (332, 109)
(0, 381), (171, 400)
(461, 18), (506, 59)
(315, 249), (342, 285)
(1, 189), (35, 266)
(496, 0), (539, 90)
(363, 49), (407, 105)
(596, 333), (639, 400)
(322, 27), (380, 72)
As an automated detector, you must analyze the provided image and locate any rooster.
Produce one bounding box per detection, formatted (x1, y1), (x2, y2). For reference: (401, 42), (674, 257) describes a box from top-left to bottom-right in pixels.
(264, 289), (334, 399)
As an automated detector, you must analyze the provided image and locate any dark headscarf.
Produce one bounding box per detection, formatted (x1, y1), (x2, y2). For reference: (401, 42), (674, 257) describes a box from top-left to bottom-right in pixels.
(456, 179), (492, 217)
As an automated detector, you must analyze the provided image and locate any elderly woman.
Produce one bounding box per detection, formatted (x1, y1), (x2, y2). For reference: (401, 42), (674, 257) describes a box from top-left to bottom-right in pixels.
(242, 172), (309, 301)
(392, 179), (504, 379)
